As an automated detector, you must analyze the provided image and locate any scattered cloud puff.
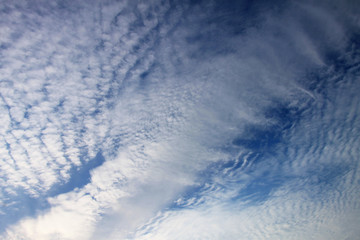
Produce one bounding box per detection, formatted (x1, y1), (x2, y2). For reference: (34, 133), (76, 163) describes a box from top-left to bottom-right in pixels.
(0, 0), (359, 239)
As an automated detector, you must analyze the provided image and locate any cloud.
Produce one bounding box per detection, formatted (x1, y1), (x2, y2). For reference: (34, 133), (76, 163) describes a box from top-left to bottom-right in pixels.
(4, 192), (100, 240)
(132, 175), (360, 240)
(130, 42), (360, 239)
(0, 0), (359, 239)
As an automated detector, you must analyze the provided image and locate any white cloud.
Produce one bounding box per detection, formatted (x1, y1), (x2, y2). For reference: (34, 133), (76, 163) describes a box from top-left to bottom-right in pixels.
(4, 193), (100, 240)
(0, 0), (359, 239)
(132, 175), (360, 240)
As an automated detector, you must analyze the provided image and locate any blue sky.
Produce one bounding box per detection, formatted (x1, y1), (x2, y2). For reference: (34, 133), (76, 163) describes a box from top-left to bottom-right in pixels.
(0, 0), (360, 239)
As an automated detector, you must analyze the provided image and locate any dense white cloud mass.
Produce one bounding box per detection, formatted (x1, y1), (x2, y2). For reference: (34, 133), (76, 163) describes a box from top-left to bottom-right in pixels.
(0, 0), (359, 239)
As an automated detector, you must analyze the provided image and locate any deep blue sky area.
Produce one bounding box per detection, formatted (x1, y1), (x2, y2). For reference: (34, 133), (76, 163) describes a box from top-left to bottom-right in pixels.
(0, 0), (359, 239)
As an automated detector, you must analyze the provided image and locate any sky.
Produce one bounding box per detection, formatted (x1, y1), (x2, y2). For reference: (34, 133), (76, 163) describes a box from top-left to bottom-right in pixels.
(0, 0), (359, 239)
